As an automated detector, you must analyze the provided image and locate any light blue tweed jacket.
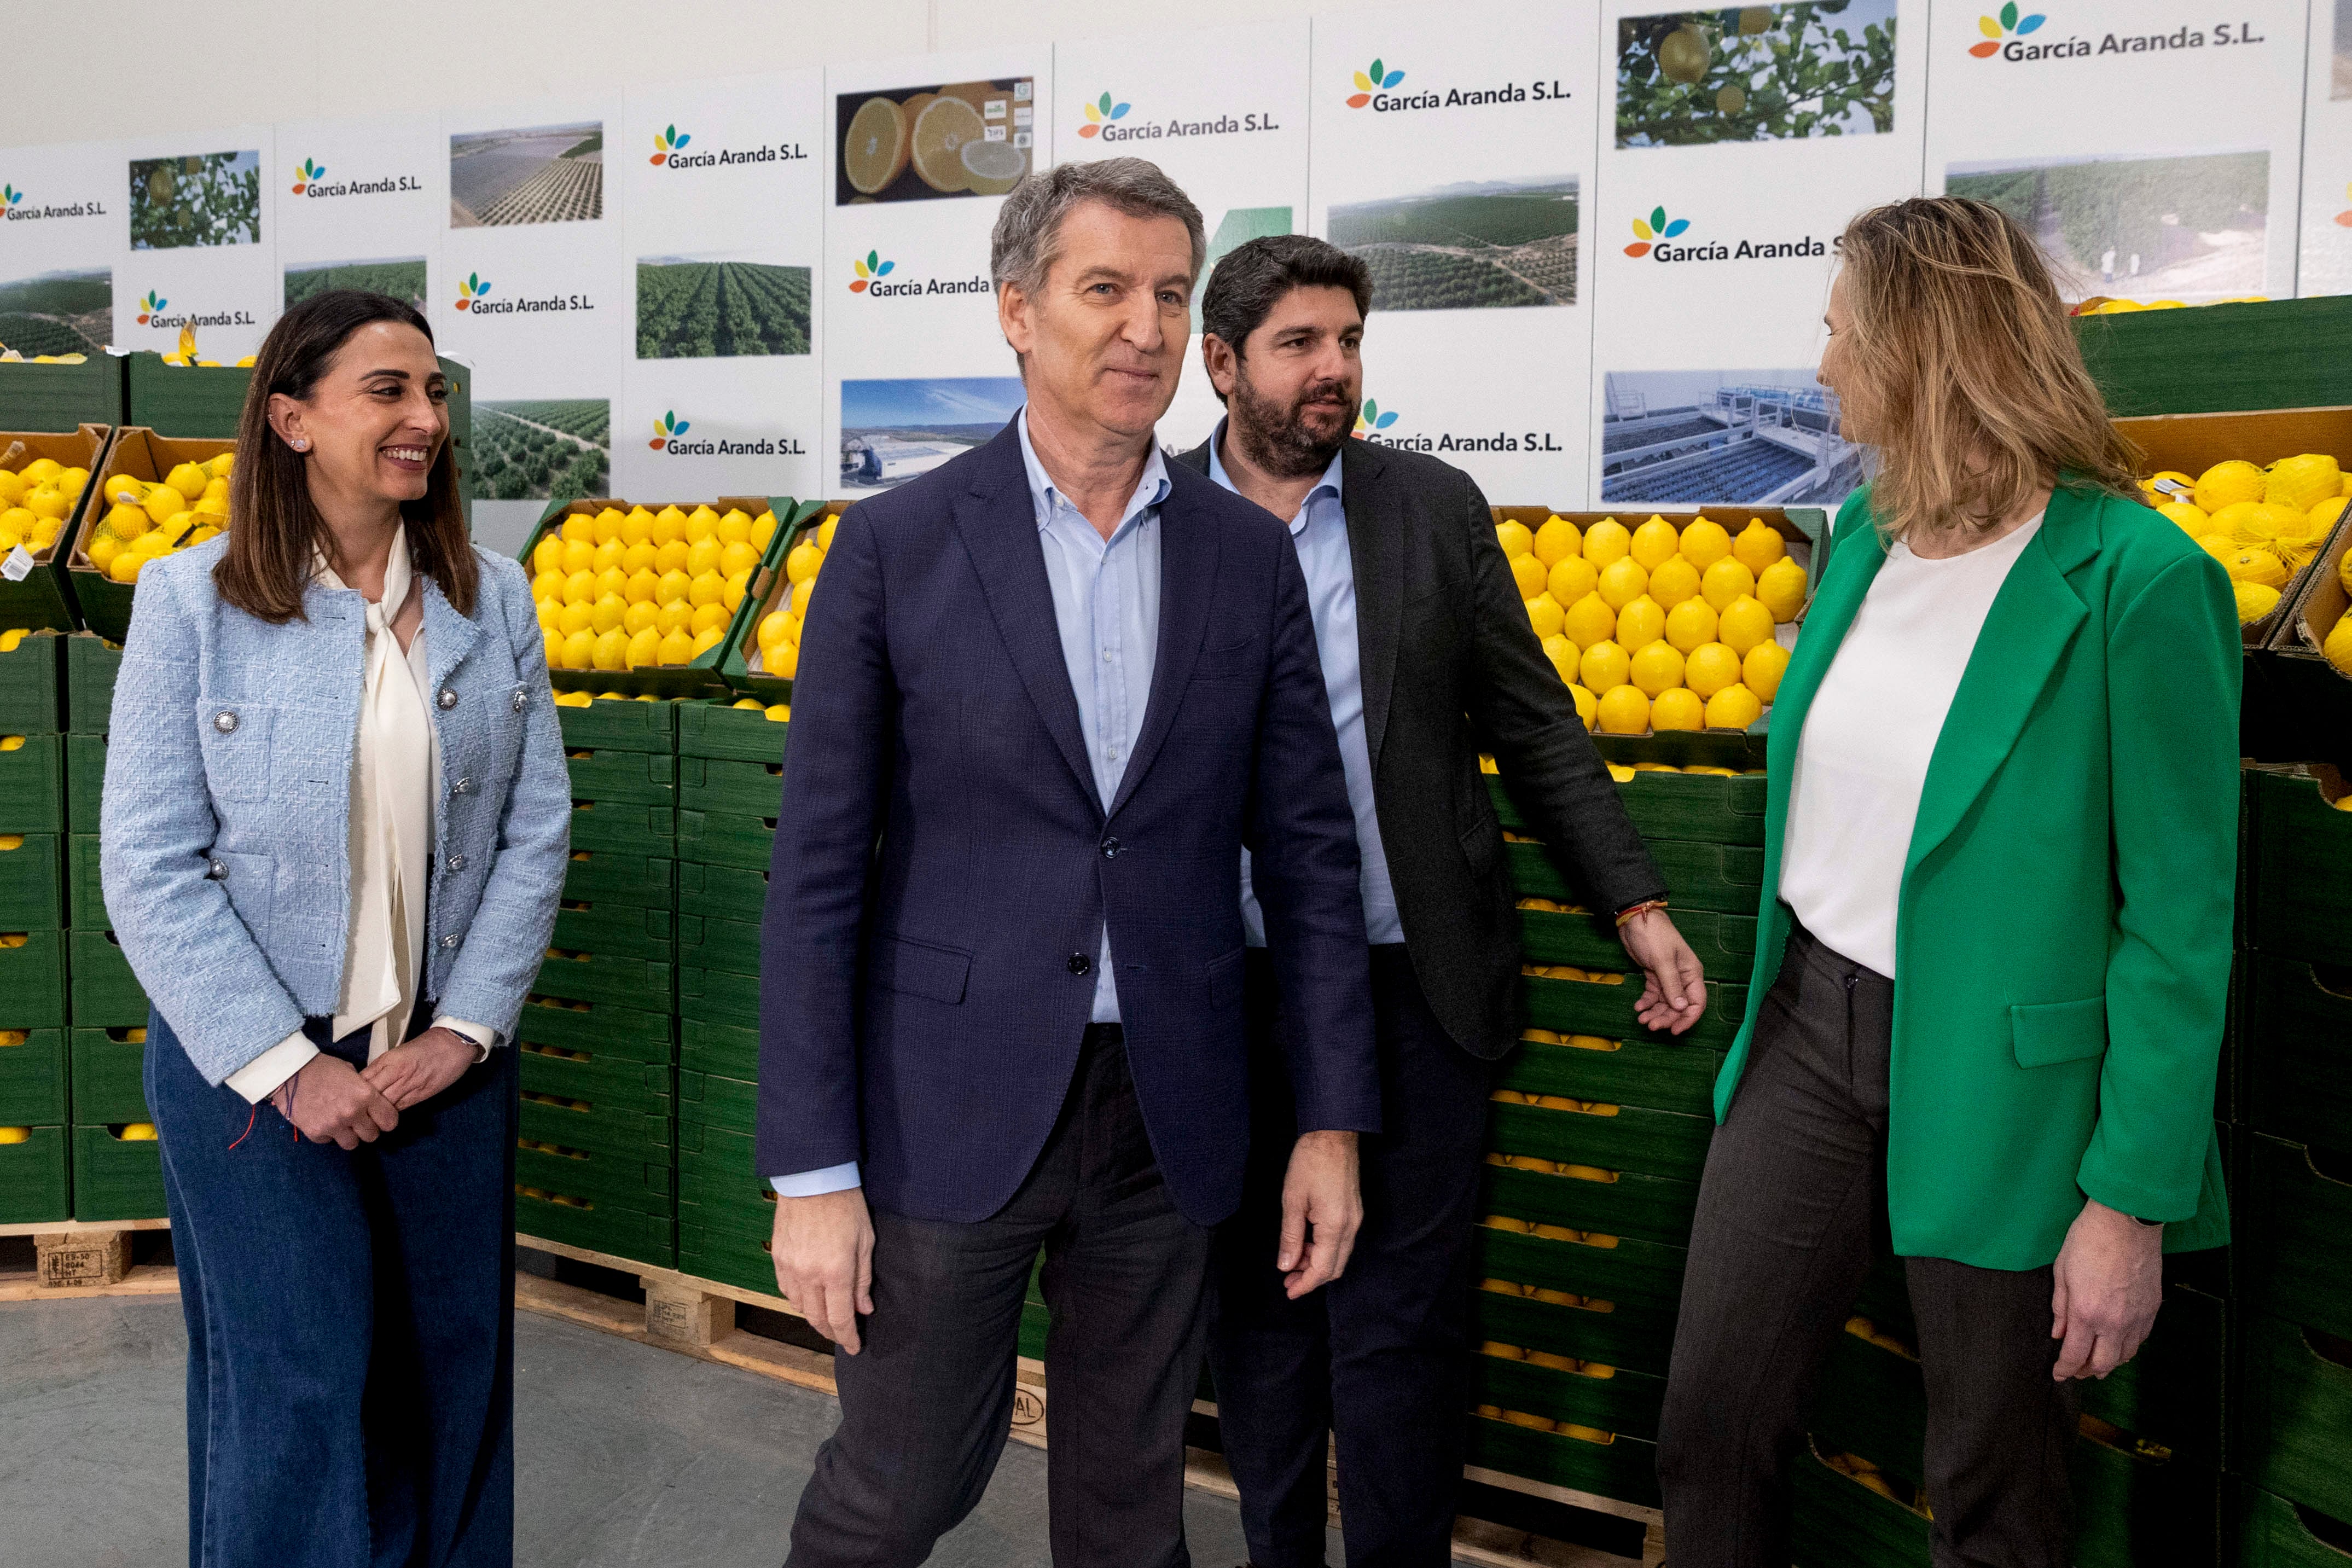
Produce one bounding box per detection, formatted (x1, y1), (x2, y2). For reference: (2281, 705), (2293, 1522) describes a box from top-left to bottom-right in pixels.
(101, 533), (571, 1088)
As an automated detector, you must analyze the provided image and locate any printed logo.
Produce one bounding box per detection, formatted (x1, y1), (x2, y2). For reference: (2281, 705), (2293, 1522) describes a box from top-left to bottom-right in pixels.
(849, 251), (894, 293)
(455, 273), (492, 312)
(1349, 395), (1564, 457)
(1348, 59), (1406, 108)
(291, 159), (326, 194)
(650, 409), (806, 458)
(651, 410), (689, 450)
(0, 185), (20, 213)
(1968, 10), (2260, 62)
(1971, 4), (2047, 55)
(1078, 93), (1132, 137)
(1624, 206), (1690, 259)
(133, 292), (254, 333)
(1, 182), (106, 223)
(137, 291), (167, 325)
(651, 125), (692, 166)
(1353, 399), (1399, 438)
(643, 121), (808, 169)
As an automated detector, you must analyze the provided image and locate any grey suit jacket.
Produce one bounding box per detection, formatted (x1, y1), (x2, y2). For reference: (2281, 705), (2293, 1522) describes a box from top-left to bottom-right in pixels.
(1175, 433), (1666, 1060)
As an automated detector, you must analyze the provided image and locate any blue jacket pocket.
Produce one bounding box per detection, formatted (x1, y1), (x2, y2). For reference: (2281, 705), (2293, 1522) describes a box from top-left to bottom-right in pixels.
(873, 935), (970, 1005)
(2011, 995), (2107, 1067)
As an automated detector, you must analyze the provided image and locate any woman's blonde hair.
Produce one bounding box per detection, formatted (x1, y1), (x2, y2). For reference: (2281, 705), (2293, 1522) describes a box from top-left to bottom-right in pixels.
(1836, 196), (2140, 540)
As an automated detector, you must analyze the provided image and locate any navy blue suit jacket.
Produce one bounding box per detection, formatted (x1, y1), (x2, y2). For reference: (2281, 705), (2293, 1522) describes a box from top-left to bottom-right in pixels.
(754, 422), (1378, 1227)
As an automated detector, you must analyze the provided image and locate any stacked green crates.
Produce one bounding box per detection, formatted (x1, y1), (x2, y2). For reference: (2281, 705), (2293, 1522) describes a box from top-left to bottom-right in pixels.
(672, 698), (786, 1295)
(2231, 766), (2352, 1566)
(512, 695), (679, 1267)
(0, 628), (69, 1222)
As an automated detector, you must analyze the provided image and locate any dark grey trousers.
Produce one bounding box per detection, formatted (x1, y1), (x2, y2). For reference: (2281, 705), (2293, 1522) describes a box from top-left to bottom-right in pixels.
(782, 1025), (1212, 1568)
(1656, 920), (2080, 1568)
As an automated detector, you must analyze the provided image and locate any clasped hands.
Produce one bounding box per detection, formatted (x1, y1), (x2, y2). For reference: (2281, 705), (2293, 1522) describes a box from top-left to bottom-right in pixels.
(267, 1026), (479, 1148)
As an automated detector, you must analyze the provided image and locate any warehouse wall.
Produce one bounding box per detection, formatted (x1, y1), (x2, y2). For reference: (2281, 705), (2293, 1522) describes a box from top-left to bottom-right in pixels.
(0, 0), (1353, 150)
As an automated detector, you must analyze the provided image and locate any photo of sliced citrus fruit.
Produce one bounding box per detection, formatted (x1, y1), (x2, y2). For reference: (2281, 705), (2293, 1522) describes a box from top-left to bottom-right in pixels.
(910, 95), (986, 194)
(961, 137), (1027, 196)
(844, 97), (909, 195)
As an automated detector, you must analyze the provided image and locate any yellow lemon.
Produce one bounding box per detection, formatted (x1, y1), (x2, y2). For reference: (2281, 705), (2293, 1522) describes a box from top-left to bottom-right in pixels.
(759, 610), (792, 651)
(1705, 683), (1763, 729)
(686, 572), (723, 608)
(655, 629), (696, 665)
(533, 536), (566, 576)
(120, 1123), (159, 1141)
(2233, 582), (2281, 624)
(590, 594), (627, 635)
(595, 566), (628, 601)
(1616, 595), (1665, 652)
(107, 550), (146, 583)
(716, 539), (758, 580)
(560, 629), (597, 670)
(1742, 641), (1791, 702)
(591, 628), (629, 671)
(1701, 557), (1756, 612)
(752, 510), (780, 552)
(531, 597), (561, 631)
(1685, 642), (1742, 699)
(723, 571), (751, 613)
(818, 515), (840, 551)
(686, 538), (724, 577)
(1629, 640), (1685, 698)
(1677, 516), (1732, 570)
(1718, 596), (1774, 656)
(1664, 597), (1718, 654)
(650, 535), (689, 574)
(0, 1127), (26, 1145)
(1630, 516), (1682, 572)
(1596, 684), (1650, 735)
(1510, 553), (1548, 599)
(718, 508), (753, 545)
(624, 568), (660, 605)
(623, 601), (660, 636)
(2325, 612), (2352, 677)
(1540, 633), (1579, 684)
(689, 625), (725, 658)
(142, 484), (184, 527)
(556, 537), (593, 575)
(1566, 683), (1596, 729)
(590, 537), (625, 573)
(684, 504), (721, 544)
(1563, 593), (1616, 648)
(21, 457), (62, 484)
(555, 510), (591, 544)
(22, 486), (68, 522)
(2307, 495), (2348, 536)
(690, 602), (730, 635)
(2194, 460), (2268, 513)
(1730, 519), (1786, 576)
(621, 506), (655, 546)
(2155, 501), (2209, 536)
(2266, 454), (2342, 513)
(1534, 515), (1583, 567)
(620, 540), (658, 576)
(1526, 593), (1566, 640)
(2211, 500), (2281, 543)
(1756, 557), (1808, 622)
(208, 451), (234, 478)
(790, 578), (817, 618)
(786, 541), (826, 584)
(165, 461), (210, 502)
(653, 505), (689, 545)
(625, 626), (663, 668)
(2196, 534), (2234, 565)
(733, 698), (764, 711)
(58, 468), (89, 500)
(1647, 555), (1700, 611)
(2221, 548), (2285, 588)
(1651, 687), (1704, 731)
(1596, 556), (1649, 612)
(766, 704), (791, 722)
(655, 568), (692, 606)
(1578, 640), (1631, 695)
(656, 602), (694, 636)
(0, 471), (22, 506)
(1547, 556), (1598, 606)
(770, 638), (801, 678)
(555, 600), (595, 636)
(1495, 519), (1535, 559)
(1582, 518), (1631, 568)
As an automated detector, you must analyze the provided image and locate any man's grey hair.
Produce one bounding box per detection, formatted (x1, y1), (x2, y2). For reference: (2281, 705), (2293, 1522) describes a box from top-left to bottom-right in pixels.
(990, 159), (1207, 299)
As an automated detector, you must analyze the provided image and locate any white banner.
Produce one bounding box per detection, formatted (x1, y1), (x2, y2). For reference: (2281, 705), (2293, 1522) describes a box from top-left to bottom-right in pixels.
(0, 138), (122, 359)
(272, 114), (445, 326)
(114, 124), (280, 363)
(2300, 0), (2351, 297)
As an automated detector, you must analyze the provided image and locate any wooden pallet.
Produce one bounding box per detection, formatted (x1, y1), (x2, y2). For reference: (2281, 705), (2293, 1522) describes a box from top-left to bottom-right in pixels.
(0, 1217), (179, 1301)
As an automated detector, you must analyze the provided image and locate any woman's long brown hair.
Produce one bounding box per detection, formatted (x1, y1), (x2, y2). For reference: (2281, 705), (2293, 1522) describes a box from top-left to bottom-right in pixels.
(216, 289), (475, 622)
(1836, 197), (2141, 541)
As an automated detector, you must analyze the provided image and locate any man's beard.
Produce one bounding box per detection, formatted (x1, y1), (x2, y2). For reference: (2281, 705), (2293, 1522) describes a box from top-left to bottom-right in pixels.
(1229, 368), (1355, 480)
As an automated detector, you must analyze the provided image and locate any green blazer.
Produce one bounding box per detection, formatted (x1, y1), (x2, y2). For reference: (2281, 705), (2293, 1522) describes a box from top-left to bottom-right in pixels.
(1723, 481), (2239, 1270)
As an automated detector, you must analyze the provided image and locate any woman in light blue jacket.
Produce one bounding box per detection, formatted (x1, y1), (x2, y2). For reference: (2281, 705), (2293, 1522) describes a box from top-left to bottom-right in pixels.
(102, 289), (569, 1568)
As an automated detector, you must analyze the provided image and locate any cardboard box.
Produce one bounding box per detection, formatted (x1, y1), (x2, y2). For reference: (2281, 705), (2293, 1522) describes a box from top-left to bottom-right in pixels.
(0, 425), (114, 632)
(2279, 501), (2349, 677)
(68, 427), (236, 643)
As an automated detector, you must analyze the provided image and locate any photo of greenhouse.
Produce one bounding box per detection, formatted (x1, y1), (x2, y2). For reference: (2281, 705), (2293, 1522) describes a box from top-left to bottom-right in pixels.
(1598, 367), (1863, 504)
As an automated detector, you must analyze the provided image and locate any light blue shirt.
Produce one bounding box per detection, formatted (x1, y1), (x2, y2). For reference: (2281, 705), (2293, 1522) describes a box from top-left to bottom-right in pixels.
(774, 411), (1169, 1197)
(1209, 422), (1402, 948)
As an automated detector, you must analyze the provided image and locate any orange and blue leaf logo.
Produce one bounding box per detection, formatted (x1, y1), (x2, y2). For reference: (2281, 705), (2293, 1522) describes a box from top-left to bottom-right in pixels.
(1624, 207), (1689, 258)
(651, 125), (692, 166)
(1353, 399), (1398, 438)
(291, 159), (324, 194)
(2336, 181), (2351, 229)
(0, 185), (21, 212)
(1348, 59), (1404, 108)
(651, 410), (689, 450)
(455, 273), (490, 311)
(849, 251), (894, 293)
(136, 291), (167, 324)
(1971, 4), (2046, 55)
(1078, 93), (1131, 137)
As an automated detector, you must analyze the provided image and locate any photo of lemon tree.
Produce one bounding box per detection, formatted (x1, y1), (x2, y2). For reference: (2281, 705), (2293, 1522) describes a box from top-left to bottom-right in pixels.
(129, 151), (261, 249)
(1616, 1), (1897, 148)
(835, 80), (1033, 206)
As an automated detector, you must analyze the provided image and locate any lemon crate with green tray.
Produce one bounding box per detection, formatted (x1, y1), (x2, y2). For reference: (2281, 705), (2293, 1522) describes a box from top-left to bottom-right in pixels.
(1487, 750), (1768, 846)
(65, 833), (106, 929)
(1488, 1095), (1710, 1189)
(69, 929), (150, 1028)
(681, 753), (786, 819)
(677, 807), (776, 873)
(678, 1222), (779, 1300)
(1481, 1155), (1698, 1253)
(1472, 1277), (1677, 1384)
(1788, 1442), (1935, 1568)
(510, 991), (671, 1058)
(0, 832), (61, 929)
(550, 898), (671, 956)
(518, 1041), (674, 1118)
(678, 913), (759, 981)
(65, 632), (120, 735)
(67, 1026), (148, 1123)
(1521, 967), (1747, 1050)
(1464, 1412), (1662, 1512)
(678, 1119), (774, 1246)
(1517, 901), (1753, 976)
(680, 694), (791, 764)
(515, 1184), (675, 1268)
(1509, 834), (1763, 917)
(0, 428), (114, 633)
(2243, 766), (2352, 969)
(560, 846), (676, 911)
(1, 928), (67, 1029)
(680, 861), (766, 923)
(681, 1017), (758, 1083)
(561, 745), (675, 806)
(520, 495), (798, 699)
(0, 731), (65, 834)
(0, 1123), (69, 1224)
(518, 1086), (671, 1161)
(565, 797), (676, 856)
(0, 628), (66, 731)
(0, 1026), (67, 1125)
(1470, 1344), (1669, 1444)
(719, 500), (840, 706)
(2240, 956), (2352, 1154)
(73, 1122), (164, 1221)
(552, 689), (680, 753)
(1501, 1030), (1723, 1118)
(679, 1068), (757, 1138)
(527, 942), (672, 1012)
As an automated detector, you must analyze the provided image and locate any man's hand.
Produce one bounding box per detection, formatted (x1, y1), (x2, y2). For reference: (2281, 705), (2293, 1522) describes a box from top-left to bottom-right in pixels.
(771, 1187), (876, 1354)
(2051, 1197), (2164, 1379)
(1622, 908), (1707, 1036)
(1279, 1129), (1362, 1300)
(270, 1053), (400, 1149)
(361, 1027), (479, 1111)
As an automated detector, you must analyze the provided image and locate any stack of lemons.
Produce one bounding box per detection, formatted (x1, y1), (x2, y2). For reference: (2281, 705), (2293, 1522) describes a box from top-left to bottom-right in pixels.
(0, 350), (91, 364)
(529, 502), (780, 673)
(86, 455), (234, 583)
(2145, 454), (2349, 625)
(0, 456), (88, 557)
(1499, 512), (1806, 736)
(754, 510), (841, 683)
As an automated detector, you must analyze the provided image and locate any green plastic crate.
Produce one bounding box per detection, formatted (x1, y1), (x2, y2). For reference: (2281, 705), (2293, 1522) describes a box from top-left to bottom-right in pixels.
(0, 1124), (69, 1223)
(0, 928), (66, 1027)
(681, 1017), (759, 1083)
(1469, 1351), (1668, 1443)
(565, 746), (676, 805)
(678, 698), (791, 764)
(0, 731), (64, 834)
(1509, 838), (1763, 917)
(676, 808), (775, 871)
(65, 634), (119, 734)
(561, 849), (676, 911)
(121, 355), (254, 438)
(2238, 1312), (2352, 1526)
(2242, 1134), (2352, 1344)
(2243, 957), (2352, 1153)
(1499, 1033), (1724, 1119)
(514, 1184), (675, 1268)
(680, 754), (786, 818)
(554, 693), (679, 754)
(65, 733), (104, 832)
(1488, 1095), (1711, 1184)
(0, 357), (123, 434)
(0, 628), (64, 731)
(72, 1123), (165, 1221)
(1480, 1161), (1699, 1252)
(518, 1093), (673, 1160)
(511, 994), (673, 1060)
(67, 1027), (148, 1124)
(518, 1044), (675, 1118)
(2229, 1483), (2352, 1568)
(1788, 1442), (1932, 1568)
(1475, 1221), (1685, 1316)
(679, 964), (759, 1031)
(566, 799), (676, 855)
(68, 928), (147, 1027)
(2245, 769), (2352, 969)
(678, 913), (759, 980)
(1472, 1285), (1680, 1379)
(550, 899), (673, 956)
(515, 1137), (674, 1208)
(2074, 298), (2352, 417)
(1521, 972), (1746, 1050)
(678, 1068), (756, 1136)
(0, 428), (113, 633)
(2072, 1442), (2221, 1568)
(1464, 1414), (1660, 1510)
(677, 1223), (779, 1299)
(529, 944), (673, 1011)
(1518, 903), (1755, 978)
(64, 832), (103, 928)
(0, 832), (61, 928)
(1488, 766), (1768, 847)
(678, 861), (766, 922)
(0, 1026), (67, 1125)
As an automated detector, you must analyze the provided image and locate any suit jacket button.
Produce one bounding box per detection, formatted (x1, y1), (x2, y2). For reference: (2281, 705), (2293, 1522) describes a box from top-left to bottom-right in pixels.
(1100, 837), (1120, 860)
(438, 688), (459, 710)
(212, 710), (238, 734)
(1067, 953), (1091, 975)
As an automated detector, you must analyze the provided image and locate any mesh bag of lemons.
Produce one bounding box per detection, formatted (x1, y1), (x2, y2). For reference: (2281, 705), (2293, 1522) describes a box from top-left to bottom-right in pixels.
(2142, 454), (2350, 628)
(1499, 512), (1806, 735)
(750, 509), (843, 685)
(84, 455), (235, 583)
(2321, 545), (2352, 682)
(0, 455), (90, 558)
(529, 502), (780, 673)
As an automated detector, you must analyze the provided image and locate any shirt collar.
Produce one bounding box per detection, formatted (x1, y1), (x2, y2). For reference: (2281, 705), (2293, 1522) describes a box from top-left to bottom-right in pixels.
(1206, 417), (1344, 532)
(311, 523), (414, 619)
(1016, 407), (1170, 538)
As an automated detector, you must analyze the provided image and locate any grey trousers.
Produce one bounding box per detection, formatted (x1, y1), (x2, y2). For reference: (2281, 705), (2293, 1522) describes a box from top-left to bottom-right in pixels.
(782, 1025), (1212, 1568)
(1656, 920), (2080, 1568)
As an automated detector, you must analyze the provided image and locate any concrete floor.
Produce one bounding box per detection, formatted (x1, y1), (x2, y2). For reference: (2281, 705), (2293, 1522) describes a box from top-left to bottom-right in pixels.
(0, 1294), (1345, 1567)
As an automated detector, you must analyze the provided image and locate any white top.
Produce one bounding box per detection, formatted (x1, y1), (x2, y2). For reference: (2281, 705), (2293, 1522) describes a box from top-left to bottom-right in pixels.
(223, 526), (493, 1104)
(1778, 513), (2043, 979)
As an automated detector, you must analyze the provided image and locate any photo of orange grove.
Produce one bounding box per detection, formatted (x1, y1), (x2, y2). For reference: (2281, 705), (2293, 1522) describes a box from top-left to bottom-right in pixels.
(835, 79), (1033, 206)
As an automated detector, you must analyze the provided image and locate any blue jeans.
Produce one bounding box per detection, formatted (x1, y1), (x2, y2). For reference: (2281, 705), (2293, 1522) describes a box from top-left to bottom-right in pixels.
(146, 1007), (518, 1568)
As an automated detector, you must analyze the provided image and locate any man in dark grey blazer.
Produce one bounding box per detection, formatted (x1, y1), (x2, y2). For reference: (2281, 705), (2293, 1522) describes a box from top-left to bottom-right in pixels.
(1176, 235), (1708, 1567)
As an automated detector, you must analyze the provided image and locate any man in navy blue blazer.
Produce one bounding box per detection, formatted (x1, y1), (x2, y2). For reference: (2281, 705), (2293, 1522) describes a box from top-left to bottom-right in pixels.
(756, 158), (1378, 1567)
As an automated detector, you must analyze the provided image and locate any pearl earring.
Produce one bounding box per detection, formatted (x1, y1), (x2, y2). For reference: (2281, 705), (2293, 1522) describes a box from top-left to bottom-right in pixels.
(292, 438), (309, 451)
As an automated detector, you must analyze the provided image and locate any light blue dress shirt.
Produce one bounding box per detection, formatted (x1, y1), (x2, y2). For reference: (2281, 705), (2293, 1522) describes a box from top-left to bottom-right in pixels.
(1209, 422), (1402, 948)
(773, 411), (1169, 1197)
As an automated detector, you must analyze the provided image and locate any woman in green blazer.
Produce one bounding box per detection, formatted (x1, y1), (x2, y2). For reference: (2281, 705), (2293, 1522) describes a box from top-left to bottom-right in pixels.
(1656, 198), (2238, 1567)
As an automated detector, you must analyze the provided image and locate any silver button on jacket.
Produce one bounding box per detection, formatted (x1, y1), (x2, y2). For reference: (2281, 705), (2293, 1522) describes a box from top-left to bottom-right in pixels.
(213, 710), (238, 734)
